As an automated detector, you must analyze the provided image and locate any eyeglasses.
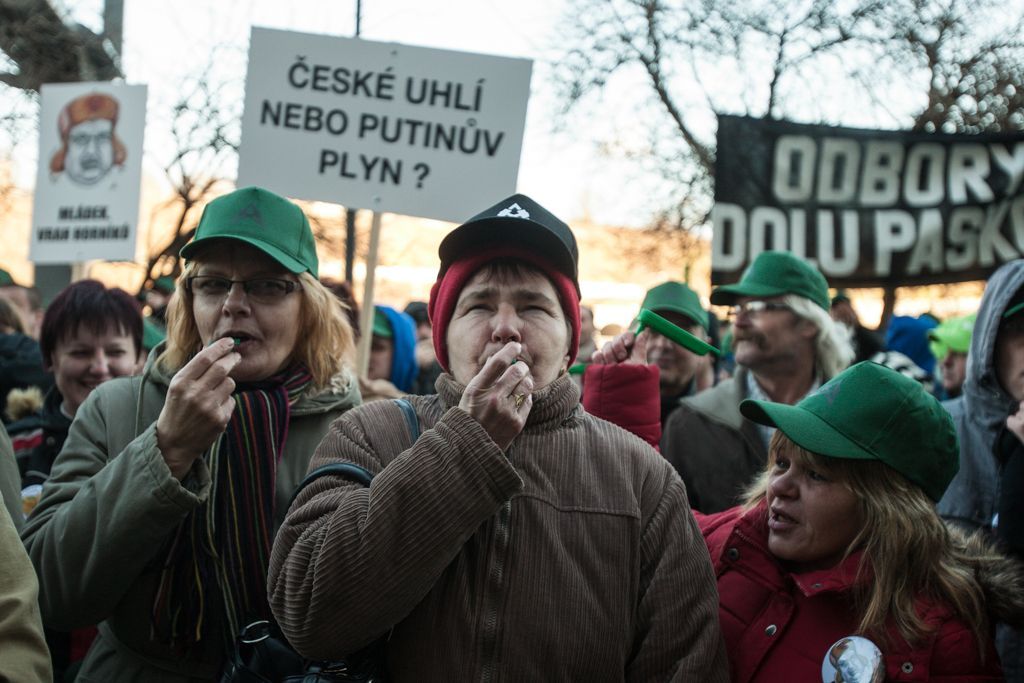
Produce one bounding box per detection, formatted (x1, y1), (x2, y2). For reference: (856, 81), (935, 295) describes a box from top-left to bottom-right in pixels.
(730, 300), (792, 318)
(186, 276), (301, 304)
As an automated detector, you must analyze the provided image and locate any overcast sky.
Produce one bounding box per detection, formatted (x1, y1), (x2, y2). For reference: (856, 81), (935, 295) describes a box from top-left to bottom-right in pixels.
(47, 0), (648, 226)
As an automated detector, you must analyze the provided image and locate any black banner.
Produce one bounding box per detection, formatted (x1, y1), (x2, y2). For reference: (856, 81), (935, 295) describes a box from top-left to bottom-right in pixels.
(712, 115), (1024, 287)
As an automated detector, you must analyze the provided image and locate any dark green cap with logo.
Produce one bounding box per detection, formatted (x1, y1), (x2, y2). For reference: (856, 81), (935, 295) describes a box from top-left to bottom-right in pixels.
(739, 361), (959, 502)
(710, 251), (830, 311)
(180, 186), (318, 277)
(640, 281), (709, 330)
(437, 193), (580, 295)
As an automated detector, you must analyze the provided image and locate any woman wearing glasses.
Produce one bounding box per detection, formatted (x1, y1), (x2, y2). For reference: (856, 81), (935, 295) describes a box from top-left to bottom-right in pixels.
(22, 187), (360, 682)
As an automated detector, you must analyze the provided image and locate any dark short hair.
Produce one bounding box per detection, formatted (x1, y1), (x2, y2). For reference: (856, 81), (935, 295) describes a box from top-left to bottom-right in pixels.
(40, 280), (143, 366)
(404, 300), (429, 325)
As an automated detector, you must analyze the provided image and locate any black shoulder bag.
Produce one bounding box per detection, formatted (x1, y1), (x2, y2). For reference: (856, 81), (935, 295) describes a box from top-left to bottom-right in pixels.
(221, 398), (421, 683)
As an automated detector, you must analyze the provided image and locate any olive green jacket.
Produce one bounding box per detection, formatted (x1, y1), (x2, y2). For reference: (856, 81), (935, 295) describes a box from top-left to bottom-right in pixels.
(21, 350), (360, 682)
(0, 423), (24, 531)
(0, 427), (51, 683)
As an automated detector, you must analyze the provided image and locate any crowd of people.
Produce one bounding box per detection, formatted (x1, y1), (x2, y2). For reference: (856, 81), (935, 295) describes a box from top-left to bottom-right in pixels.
(0, 185), (1022, 682)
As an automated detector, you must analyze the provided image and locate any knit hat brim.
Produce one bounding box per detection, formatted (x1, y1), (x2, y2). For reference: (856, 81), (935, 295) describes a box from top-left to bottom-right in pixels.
(428, 245), (580, 372)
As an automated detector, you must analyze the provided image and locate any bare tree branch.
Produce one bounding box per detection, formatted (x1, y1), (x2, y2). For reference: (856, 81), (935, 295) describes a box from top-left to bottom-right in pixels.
(552, 0), (1024, 241)
(140, 60), (241, 288)
(0, 0), (120, 91)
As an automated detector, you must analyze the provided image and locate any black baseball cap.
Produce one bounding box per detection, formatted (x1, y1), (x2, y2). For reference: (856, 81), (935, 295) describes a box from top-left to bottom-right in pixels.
(437, 194), (580, 295)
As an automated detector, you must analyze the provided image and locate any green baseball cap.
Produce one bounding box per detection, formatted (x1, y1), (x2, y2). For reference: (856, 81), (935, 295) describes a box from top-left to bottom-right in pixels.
(831, 289), (851, 306)
(372, 307), (393, 339)
(928, 313), (976, 360)
(142, 317), (166, 351)
(180, 187), (318, 277)
(1005, 300), (1024, 319)
(739, 361), (959, 502)
(710, 251), (830, 311)
(152, 275), (176, 294)
(640, 281), (709, 330)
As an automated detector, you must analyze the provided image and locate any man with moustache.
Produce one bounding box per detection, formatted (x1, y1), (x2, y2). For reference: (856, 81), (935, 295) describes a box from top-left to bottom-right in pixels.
(660, 251), (854, 513)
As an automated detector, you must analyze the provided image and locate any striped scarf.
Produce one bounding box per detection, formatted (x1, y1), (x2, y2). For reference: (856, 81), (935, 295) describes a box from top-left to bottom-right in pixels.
(151, 364), (313, 649)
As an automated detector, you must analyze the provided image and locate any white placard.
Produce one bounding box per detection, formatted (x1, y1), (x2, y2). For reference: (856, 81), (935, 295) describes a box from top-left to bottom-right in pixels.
(31, 82), (147, 264)
(238, 28), (533, 223)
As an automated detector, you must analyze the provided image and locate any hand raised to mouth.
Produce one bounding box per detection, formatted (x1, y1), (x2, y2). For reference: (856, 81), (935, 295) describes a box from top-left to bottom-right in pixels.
(157, 337), (241, 479)
(459, 341), (534, 451)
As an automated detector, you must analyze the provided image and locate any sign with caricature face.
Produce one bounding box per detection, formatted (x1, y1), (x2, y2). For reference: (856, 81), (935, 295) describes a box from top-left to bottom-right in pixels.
(238, 28), (533, 222)
(31, 82), (147, 264)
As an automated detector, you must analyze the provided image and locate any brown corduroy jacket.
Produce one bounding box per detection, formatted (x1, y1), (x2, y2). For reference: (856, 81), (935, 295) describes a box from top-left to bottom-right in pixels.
(269, 373), (728, 682)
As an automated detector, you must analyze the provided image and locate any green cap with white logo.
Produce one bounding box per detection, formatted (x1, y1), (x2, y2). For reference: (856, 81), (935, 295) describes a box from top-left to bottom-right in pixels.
(739, 361), (959, 502)
(180, 186), (318, 277)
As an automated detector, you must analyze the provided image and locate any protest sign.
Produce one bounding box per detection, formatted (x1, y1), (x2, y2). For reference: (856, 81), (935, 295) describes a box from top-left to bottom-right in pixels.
(712, 115), (1024, 287)
(31, 82), (147, 264)
(238, 27), (533, 222)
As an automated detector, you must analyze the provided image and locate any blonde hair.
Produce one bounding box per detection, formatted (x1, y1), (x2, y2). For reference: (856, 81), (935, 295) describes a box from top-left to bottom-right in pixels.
(783, 294), (854, 380)
(157, 261), (355, 390)
(744, 432), (991, 651)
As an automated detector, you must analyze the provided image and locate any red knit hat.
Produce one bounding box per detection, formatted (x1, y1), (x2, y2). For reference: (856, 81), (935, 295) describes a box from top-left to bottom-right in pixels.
(428, 245), (581, 372)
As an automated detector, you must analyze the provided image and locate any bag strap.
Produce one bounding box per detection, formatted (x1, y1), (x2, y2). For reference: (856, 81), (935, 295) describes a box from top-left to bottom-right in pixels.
(287, 398), (419, 510)
(394, 397), (420, 441)
(289, 461), (373, 510)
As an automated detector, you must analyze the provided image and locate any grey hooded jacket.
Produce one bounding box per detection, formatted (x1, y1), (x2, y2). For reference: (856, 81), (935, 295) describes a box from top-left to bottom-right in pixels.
(936, 258), (1024, 681)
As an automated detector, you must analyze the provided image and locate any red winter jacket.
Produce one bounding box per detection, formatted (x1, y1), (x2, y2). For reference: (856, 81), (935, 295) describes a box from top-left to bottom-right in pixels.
(583, 363), (661, 448)
(699, 503), (1004, 682)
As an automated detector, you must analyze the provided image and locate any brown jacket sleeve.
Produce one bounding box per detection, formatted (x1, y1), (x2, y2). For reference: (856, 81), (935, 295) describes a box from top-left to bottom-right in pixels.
(268, 402), (524, 660)
(628, 464), (729, 682)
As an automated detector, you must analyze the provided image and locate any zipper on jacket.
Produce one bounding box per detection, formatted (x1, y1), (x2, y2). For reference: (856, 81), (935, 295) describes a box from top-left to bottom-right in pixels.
(479, 493), (513, 683)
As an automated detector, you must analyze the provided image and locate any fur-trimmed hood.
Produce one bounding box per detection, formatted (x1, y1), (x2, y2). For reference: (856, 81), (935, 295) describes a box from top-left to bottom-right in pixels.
(954, 525), (1024, 628)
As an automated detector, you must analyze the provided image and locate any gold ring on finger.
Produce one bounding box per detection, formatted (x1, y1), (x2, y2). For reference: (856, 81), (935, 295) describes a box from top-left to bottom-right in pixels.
(513, 393), (526, 409)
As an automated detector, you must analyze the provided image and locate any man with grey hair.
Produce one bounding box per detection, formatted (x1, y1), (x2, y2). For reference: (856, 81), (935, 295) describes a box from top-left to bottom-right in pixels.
(661, 251), (853, 513)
